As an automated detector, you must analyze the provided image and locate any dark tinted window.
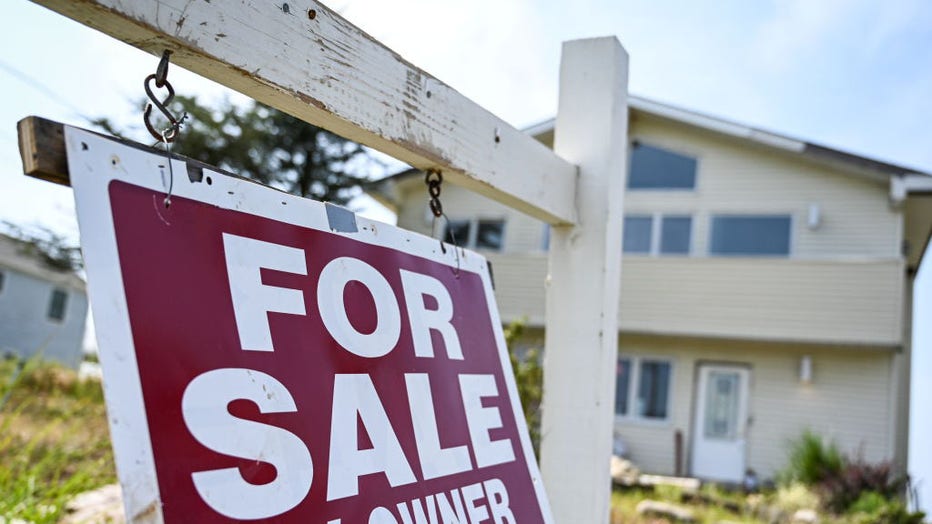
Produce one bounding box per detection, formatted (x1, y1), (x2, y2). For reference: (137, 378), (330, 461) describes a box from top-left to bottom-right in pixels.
(623, 216), (652, 253)
(628, 143), (697, 190)
(0, 271), (4, 293)
(615, 358), (631, 416)
(476, 220), (504, 250)
(710, 215), (791, 256)
(660, 216), (692, 254)
(444, 220), (470, 246)
(47, 288), (68, 322)
(637, 360), (671, 419)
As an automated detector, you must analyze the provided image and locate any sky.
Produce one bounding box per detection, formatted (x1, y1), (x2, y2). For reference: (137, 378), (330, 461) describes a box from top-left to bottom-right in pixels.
(1, 0), (931, 501)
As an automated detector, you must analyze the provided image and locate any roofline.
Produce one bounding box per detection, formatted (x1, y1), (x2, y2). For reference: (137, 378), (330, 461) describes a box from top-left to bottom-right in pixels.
(523, 95), (932, 178)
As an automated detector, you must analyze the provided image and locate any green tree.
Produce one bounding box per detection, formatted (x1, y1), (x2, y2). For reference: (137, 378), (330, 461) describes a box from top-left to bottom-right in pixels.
(0, 221), (82, 272)
(505, 320), (543, 459)
(93, 96), (376, 205)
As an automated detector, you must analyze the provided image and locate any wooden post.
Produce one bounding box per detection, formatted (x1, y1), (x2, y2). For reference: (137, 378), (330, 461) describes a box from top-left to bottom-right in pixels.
(541, 37), (628, 523)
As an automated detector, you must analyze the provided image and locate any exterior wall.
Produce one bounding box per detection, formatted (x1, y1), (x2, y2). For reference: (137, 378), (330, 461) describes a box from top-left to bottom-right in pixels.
(615, 334), (895, 480)
(393, 116), (906, 346)
(0, 267), (89, 368)
(628, 115), (901, 259)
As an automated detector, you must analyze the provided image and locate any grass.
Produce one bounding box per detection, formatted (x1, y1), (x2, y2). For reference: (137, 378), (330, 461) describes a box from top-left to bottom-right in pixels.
(0, 358), (115, 523)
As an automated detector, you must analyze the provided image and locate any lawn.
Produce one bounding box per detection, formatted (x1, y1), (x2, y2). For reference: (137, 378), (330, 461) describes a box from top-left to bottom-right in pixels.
(0, 358), (115, 523)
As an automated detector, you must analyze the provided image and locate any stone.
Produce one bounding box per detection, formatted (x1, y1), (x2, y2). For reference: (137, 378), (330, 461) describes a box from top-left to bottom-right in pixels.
(792, 508), (819, 524)
(635, 499), (696, 523)
(62, 483), (125, 524)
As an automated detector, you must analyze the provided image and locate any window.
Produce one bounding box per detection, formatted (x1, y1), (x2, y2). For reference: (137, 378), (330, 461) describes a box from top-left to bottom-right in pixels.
(628, 142), (697, 190)
(443, 218), (505, 251)
(710, 215), (791, 256)
(623, 215), (692, 255)
(615, 356), (672, 421)
(0, 271), (5, 294)
(47, 288), (68, 322)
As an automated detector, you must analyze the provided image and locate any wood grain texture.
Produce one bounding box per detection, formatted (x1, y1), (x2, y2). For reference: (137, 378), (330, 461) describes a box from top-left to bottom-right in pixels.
(18, 116), (68, 186)
(32, 0), (578, 224)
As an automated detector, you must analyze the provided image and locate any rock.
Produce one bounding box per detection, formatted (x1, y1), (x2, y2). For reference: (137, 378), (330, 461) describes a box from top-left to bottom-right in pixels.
(610, 455), (640, 486)
(791, 508), (819, 523)
(635, 499), (696, 522)
(62, 483), (125, 524)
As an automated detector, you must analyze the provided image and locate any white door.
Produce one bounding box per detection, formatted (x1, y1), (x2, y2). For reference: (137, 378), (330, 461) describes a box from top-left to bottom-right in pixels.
(691, 364), (750, 482)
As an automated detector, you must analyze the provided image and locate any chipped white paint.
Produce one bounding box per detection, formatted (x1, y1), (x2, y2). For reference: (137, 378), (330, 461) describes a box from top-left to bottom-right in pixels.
(540, 38), (628, 524)
(31, 0), (577, 225)
(37, 3), (632, 521)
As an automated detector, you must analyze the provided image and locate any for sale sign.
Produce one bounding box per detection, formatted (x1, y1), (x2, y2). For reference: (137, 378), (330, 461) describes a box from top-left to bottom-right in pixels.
(67, 127), (552, 523)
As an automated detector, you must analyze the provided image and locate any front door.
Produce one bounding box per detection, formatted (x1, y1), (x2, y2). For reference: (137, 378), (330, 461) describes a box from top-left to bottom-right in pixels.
(691, 364), (750, 482)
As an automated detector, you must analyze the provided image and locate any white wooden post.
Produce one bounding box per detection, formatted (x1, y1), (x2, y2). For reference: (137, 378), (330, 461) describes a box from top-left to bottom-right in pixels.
(541, 37), (628, 524)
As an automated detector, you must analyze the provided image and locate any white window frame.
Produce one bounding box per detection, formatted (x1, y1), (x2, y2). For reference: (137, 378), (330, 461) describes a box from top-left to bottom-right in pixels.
(623, 213), (693, 256)
(442, 217), (506, 252)
(614, 355), (675, 425)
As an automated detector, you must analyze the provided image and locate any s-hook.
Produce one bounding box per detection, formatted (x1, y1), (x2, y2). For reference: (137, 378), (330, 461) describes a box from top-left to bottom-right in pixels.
(144, 50), (187, 143)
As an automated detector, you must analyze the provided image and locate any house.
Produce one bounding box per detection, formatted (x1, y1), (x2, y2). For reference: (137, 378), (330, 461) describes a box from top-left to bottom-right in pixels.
(0, 233), (89, 368)
(371, 96), (932, 483)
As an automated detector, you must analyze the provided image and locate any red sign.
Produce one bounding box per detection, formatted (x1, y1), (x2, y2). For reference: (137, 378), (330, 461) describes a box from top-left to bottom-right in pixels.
(68, 128), (551, 523)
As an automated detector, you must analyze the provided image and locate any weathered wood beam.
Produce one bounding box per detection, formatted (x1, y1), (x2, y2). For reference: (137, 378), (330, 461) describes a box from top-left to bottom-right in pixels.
(30, 0), (578, 225)
(18, 116), (68, 186)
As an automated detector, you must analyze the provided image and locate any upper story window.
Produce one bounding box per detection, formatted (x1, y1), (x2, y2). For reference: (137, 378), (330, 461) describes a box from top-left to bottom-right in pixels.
(616, 356), (672, 421)
(710, 215), (792, 256)
(47, 288), (68, 322)
(627, 142), (697, 190)
(623, 214), (692, 255)
(444, 218), (505, 251)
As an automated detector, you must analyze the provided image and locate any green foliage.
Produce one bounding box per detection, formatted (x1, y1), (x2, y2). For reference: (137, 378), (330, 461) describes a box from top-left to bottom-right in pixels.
(504, 321), (542, 458)
(0, 221), (82, 272)
(92, 96), (378, 205)
(820, 457), (904, 514)
(847, 491), (925, 524)
(0, 359), (114, 523)
(783, 430), (843, 485)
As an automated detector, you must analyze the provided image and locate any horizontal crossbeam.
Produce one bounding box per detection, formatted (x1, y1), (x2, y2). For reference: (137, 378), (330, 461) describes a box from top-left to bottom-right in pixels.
(31, 0), (578, 225)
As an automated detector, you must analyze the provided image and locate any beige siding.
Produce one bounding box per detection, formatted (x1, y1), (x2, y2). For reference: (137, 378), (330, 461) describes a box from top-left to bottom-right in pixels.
(620, 257), (904, 346)
(483, 253), (904, 346)
(628, 116), (900, 258)
(613, 335), (895, 479)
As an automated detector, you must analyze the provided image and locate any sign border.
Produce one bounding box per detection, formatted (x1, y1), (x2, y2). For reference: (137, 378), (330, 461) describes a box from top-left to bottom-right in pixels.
(65, 126), (552, 522)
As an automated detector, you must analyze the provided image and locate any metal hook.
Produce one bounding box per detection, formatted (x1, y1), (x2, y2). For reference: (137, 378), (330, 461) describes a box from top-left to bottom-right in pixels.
(144, 74), (181, 142)
(144, 51), (186, 142)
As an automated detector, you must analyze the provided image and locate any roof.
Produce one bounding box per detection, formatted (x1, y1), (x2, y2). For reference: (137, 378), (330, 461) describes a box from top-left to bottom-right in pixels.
(522, 95), (932, 179)
(0, 234), (86, 292)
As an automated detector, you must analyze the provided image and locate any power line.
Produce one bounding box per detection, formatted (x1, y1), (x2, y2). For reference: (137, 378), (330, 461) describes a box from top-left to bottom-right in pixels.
(0, 58), (85, 117)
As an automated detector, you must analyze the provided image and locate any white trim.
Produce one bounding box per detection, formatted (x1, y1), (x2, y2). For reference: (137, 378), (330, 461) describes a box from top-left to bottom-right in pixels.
(613, 354), (675, 426)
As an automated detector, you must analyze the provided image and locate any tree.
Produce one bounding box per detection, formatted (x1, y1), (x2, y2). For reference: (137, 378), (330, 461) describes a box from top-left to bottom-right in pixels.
(92, 96), (378, 206)
(0, 221), (82, 272)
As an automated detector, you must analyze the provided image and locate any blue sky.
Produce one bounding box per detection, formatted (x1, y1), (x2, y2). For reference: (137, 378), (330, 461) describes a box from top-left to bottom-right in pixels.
(1, 0), (931, 498)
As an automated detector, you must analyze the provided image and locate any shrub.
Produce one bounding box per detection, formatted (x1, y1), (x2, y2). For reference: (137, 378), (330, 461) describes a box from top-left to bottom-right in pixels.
(783, 430), (843, 485)
(819, 457), (904, 513)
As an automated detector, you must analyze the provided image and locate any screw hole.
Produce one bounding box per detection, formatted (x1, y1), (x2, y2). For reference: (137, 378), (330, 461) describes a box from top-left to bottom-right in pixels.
(81, 142), (88, 151)
(282, 3), (290, 14)
(206, 176), (212, 185)
(426, 91), (432, 99)
(308, 9), (317, 19)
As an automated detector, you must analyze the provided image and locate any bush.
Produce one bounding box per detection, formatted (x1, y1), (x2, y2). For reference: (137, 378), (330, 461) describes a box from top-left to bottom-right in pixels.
(820, 457), (904, 513)
(848, 491), (925, 524)
(783, 430), (843, 485)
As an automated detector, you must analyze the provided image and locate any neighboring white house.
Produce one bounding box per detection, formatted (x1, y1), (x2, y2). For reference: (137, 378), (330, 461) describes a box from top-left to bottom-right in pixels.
(0, 233), (88, 368)
(372, 96), (932, 483)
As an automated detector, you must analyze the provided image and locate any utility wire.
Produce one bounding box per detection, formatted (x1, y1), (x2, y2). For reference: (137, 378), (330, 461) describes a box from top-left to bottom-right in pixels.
(0, 58), (85, 117)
